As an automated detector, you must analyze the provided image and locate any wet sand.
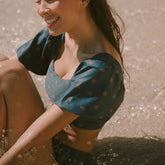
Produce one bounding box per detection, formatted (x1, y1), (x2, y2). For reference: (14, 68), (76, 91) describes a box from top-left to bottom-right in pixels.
(0, 0), (165, 164)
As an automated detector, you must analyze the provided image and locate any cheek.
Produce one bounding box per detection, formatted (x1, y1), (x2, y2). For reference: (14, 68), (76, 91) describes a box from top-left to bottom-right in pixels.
(61, 6), (80, 21)
(59, 1), (80, 16)
(36, 2), (62, 16)
(51, 2), (62, 12)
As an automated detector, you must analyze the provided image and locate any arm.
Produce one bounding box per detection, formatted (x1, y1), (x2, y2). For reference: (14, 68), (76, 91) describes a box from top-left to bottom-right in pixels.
(0, 104), (78, 165)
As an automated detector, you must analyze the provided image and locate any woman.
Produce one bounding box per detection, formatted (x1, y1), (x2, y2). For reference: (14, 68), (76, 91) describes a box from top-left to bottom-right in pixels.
(0, 0), (125, 164)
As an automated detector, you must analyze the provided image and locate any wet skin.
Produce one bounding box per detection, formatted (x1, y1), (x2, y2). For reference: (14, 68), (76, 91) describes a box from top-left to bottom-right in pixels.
(56, 125), (102, 152)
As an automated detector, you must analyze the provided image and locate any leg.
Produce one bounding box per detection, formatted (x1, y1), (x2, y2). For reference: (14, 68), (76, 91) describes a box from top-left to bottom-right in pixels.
(0, 54), (9, 62)
(0, 92), (7, 141)
(0, 60), (56, 164)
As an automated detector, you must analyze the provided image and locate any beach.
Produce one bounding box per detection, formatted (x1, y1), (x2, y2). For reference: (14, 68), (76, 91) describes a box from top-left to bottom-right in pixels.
(0, 0), (165, 164)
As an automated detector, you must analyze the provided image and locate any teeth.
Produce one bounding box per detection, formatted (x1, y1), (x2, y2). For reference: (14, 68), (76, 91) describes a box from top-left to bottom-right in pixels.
(46, 17), (59, 24)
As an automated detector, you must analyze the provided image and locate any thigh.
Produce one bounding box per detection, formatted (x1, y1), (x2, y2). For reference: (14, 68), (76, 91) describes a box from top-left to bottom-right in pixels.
(0, 60), (57, 164)
(0, 92), (7, 141)
(0, 59), (45, 146)
(0, 54), (8, 61)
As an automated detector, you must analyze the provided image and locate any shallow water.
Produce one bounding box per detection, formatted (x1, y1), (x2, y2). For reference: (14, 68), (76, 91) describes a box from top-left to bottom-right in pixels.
(0, 0), (165, 164)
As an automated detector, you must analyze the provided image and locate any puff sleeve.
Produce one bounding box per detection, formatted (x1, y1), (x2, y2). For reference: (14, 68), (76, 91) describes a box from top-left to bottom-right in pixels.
(17, 28), (62, 75)
(53, 54), (125, 129)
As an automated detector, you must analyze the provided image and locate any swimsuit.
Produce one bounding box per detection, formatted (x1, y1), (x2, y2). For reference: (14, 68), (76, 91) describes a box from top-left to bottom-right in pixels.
(17, 27), (125, 130)
(17, 27), (125, 164)
(52, 137), (93, 165)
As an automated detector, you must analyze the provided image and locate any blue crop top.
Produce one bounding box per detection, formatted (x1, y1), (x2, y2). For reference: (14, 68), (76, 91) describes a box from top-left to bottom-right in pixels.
(17, 28), (125, 130)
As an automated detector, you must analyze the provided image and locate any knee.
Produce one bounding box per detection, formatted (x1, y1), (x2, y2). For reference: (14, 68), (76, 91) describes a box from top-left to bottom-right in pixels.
(0, 54), (9, 62)
(0, 60), (28, 89)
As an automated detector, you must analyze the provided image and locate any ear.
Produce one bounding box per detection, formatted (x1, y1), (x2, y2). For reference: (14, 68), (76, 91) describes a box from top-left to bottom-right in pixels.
(81, 0), (90, 7)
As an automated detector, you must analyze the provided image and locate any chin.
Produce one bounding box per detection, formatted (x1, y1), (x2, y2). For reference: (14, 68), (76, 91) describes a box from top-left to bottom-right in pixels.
(48, 28), (64, 37)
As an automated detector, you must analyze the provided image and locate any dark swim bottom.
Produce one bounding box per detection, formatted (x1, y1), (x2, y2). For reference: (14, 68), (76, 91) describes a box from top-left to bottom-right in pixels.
(52, 137), (93, 165)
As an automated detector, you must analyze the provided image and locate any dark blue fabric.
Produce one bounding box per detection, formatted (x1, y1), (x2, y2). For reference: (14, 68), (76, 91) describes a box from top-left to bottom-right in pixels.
(17, 28), (62, 75)
(52, 138), (92, 165)
(17, 28), (125, 130)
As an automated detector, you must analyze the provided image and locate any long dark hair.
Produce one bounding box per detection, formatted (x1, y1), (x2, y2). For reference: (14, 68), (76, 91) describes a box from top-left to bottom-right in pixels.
(88, 0), (125, 68)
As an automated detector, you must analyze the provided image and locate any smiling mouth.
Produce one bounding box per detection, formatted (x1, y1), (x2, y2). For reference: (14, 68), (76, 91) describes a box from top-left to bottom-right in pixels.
(45, 16), (60, 27)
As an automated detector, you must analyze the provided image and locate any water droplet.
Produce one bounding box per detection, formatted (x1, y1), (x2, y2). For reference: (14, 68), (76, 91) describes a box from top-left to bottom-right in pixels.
(17, 154), (22, 159)
(16, 9), (21, 14)
(87, 141), (92, 145)
(2, 27), (5, 31)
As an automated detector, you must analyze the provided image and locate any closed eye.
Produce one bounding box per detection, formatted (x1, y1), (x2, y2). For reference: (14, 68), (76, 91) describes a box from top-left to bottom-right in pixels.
(35, 0), (57, 4)
(35, 0), (41, 4)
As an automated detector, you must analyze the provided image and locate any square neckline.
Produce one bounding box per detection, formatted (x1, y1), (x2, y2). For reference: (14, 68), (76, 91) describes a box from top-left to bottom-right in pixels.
(51, 33), (123, 81)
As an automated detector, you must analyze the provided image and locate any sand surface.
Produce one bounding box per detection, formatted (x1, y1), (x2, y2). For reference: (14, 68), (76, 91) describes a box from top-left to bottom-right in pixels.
(0, 0), (165, 164)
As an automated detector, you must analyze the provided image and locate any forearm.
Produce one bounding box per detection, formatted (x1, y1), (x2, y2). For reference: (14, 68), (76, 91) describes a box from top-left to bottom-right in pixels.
(0, 115), (50, 164)
(0, 109), (58, 164)
(0, 105), (78, 165)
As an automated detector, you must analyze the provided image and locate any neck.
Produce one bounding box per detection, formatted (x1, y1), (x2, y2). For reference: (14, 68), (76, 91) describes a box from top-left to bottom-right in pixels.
(64, 11), (105, 55)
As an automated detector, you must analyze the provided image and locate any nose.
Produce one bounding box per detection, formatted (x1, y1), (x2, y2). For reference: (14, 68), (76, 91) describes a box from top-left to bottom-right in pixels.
(37, 1), (50, 17)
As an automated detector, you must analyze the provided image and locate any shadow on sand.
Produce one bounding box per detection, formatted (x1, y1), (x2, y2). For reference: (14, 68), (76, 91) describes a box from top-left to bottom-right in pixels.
(90, 137), (165, 165)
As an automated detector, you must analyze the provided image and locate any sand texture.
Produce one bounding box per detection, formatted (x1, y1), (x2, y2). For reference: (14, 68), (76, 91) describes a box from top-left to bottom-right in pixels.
(0, 0), (165, 164)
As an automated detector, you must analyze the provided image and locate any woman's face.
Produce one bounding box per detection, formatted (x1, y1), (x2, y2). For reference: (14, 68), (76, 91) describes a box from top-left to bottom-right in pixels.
(36, 0), (85, 36)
